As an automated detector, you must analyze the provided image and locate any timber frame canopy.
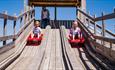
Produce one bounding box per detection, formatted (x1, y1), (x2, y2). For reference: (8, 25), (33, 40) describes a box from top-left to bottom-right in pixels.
(28, 0), (81, 7)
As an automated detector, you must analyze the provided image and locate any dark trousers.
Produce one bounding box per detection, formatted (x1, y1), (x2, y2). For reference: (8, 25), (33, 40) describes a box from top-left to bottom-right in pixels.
(41, 19), (50, 28)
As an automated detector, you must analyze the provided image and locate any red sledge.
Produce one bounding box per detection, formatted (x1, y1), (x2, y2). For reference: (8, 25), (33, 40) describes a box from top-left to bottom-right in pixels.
(68, 35), (85, 47)
(27, 34), (43, 45)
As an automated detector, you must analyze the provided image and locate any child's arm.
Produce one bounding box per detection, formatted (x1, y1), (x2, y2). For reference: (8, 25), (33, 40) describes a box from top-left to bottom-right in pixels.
(32, 28), (35, 38)
(39, 27), (42, 34)
(78, 28), (82, 39)
(73, 35), (75, 40)
(72, 31), (75, 40)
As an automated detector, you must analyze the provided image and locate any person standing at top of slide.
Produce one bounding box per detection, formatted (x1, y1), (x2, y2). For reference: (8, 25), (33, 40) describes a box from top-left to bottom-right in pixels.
(41, 7), (50, 28)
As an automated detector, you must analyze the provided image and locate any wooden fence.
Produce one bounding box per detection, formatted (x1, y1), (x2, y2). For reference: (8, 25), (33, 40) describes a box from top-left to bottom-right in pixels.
(77, 8), (115, 62)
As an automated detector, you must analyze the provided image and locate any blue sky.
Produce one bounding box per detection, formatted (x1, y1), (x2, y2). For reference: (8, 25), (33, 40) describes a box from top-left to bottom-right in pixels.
(0, 0), (115, 19)
(0, 0), (115, 36)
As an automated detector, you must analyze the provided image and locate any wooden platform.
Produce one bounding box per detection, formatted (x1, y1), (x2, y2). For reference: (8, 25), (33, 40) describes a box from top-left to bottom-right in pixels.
(6, 29), (97, 70)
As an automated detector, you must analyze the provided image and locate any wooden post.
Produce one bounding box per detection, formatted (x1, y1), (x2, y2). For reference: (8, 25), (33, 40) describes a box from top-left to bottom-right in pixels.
(76, 7), (78, 17)
(13, 21), (16, 41)
(13, 14), (16, 41)
(24, 13), (27, 25)
(94, 15), (97, 43)
(24, 0), (27, 12)
(110, 42), (112, 56)
(70, 21), (72, 28)
(87, 11), (90, 28)
(20, 11), (23, 28)
(67, 21), (68, 28)
(3, 11), (7, 45)
(114, 25), (115, 33)
(81, 0), (86, 22)
(102, 12), (105, 52)
(113, 9), (115, 31)
(114, 8), (115, 13)
(94, 15), (96, 35)
(54, 7), (57, 21)
(102, 12), (105, 37)
(26, 12), (28, 22)
(54, 7), (57, 28)
(33, 7), (35, 18)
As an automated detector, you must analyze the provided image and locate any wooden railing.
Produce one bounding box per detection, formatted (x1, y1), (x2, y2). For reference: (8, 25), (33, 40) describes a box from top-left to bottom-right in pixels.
(78, 8), (115, 37)
(0, 7), (35, 49)
(0, 7), (35, 69)
(77, 8), (115, 62)
(50, 20), (73, 29)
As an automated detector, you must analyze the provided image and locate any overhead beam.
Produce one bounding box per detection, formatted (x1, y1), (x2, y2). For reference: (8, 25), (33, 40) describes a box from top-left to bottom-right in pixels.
(28, 1), (80, 7)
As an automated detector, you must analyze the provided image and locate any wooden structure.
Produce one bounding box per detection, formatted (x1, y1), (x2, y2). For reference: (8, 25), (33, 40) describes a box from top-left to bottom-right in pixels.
(28, 0), (81, 7)
(77, 8), (115, 66)
(28, 0), (86, 21)
(0, 0), (115, 70)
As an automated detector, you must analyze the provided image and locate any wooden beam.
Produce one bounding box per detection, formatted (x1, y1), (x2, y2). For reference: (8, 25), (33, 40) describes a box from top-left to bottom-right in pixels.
(0, 13), (17, 20)
(54, 7), (57, 21)
(95, 12), (115, 21)
(0, 35), (17, 42)
(77, 9), (95, 21)
(17, 9), (34, 20)
(94, 36), (115, 43)
(102, 12), (105, 37)
(29, 2), (80, 7)
(3, 11), (7, 45)
(0, 42), (14, 54)
(86, 19), (115, 37)
(29, 0), (78, 2)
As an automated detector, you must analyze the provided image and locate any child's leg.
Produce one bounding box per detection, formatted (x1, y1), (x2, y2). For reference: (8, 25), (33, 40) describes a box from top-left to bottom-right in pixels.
(37, 34), (40, 38)
(31, 33), (34, 38)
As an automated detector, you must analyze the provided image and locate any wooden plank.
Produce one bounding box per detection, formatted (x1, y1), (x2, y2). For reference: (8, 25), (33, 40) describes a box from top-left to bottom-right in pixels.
(6, 46), (30, 70)
(95, 13), (115, 21)
(17, 9), (34, 20)
(0, 42), (14, 54)
(62, 28), (85, 70)
(55, 29), (64, 70)
(29, 0), (78, 2)
(12, 46), (35, 70)
(6, 30), (46, 70)
(0, 8), (34, 20)
(89, 20), (115, 37)
(0, 40), (26, 70)
(28, 1), (80, 7)
(73, 48), (96, 70)
(20, 26), (51, 70)
(0, 8), (35, 70)
(3, 17), (7, 45)
(0, 48), (15, 63)
(48, 29), (56, 70)
(94, 36), (115, 43)
(12, 46), (32, 70)
(77, 9), (95, 21)
(8, 46), (40, 70)
(13, 20), (16, 41)
(66, 29), (86, 69)
(39, 29), (53, 70)
(17, 17), (34, 36)
(0, 35), (17, 42)
(25, 46), (40, 70)
(0, 19), (33, 70)
(0, 13), (17, 20)
(29, 2), (80, 7)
